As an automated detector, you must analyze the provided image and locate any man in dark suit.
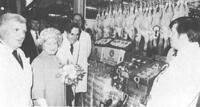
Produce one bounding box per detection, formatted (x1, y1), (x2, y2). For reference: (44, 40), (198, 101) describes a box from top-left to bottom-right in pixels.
(21, 18), (40, 63)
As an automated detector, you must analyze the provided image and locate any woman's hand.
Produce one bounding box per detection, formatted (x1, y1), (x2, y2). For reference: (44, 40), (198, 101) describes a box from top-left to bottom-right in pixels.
(74, 64), (84, 72)
(36, 98), (48, 107)
(61, 64), (85, 85)
(57, 64), (75, 83)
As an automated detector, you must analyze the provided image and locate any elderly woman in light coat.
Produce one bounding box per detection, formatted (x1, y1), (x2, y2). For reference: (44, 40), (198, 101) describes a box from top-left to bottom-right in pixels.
(31, 28), (64, 106)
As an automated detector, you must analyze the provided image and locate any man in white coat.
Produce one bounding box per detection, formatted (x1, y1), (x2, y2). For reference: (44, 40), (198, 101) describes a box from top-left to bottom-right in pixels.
(72, 13), (92, 106)
(0, 13), (32, 106)
(147, 17), (200, 107)
(56, 23), (81, 106)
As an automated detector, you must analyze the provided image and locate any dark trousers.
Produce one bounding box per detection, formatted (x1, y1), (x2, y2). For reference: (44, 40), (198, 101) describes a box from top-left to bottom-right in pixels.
(66, 85), (85, 106)
(75, 92), (85, 106)
(66, 85), (74, 106)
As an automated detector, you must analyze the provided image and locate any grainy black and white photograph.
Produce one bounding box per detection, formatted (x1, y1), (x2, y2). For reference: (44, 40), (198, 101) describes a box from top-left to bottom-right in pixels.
(0, 0), (200, 107)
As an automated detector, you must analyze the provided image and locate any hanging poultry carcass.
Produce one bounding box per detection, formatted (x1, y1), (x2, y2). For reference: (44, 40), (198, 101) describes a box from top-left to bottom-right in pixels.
(116, 5), (124, 39)
(126, 4), (138, 42)
(160, 1), (174, 55)
(183, 0), (189, 16)
(122, 6), (130, 40)
(125, 5), (134, 40)
(152, 4), (163, 50)
(103, 8), (112, 38)
(112, 5), (118, 39)
(127, 4), (139, 41)
(109, 6), (116, 38)
(172, 0), (188, 20)
(125, 7), (137, 41)
(93, 11), (103, 40)
(134, 6), (144, 51)
(112, 5), (123, 39)
(141, 5), (153, 52)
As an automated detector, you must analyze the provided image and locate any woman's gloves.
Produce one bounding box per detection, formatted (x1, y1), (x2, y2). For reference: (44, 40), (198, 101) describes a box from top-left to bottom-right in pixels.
(36, 98), (48, 107)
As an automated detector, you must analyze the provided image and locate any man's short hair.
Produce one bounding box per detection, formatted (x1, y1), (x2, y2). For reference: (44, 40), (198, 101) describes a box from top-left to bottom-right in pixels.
(0, 13), (26, 38)
(66, 23), (81, 40)
(169, 17), (200, 44)
(66, 22), (81, 34)
(0, 13), (26, 26)
(72, 13), (85, 29)
(72, 13), (83, 21)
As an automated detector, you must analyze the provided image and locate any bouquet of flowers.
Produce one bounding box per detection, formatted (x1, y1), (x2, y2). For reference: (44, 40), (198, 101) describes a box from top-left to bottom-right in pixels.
(60, 64), (85, 85)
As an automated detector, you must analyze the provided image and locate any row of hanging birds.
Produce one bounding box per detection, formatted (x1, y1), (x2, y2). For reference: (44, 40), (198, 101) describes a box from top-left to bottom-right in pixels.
(93, 0), (189, 54)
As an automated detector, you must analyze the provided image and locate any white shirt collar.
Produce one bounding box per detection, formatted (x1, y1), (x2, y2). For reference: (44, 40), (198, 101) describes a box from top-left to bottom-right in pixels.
(0, 39), (14, 53)
(177, 42), (200, 57)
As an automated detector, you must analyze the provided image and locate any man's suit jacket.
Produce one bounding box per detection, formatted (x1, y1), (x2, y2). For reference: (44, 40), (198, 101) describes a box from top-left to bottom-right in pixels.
(0, 42), (32, 106)
(21, 30), (39, 63)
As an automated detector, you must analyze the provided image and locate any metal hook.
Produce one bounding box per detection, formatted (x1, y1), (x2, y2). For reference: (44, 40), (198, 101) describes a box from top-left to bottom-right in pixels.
(134, 76), (140, 88)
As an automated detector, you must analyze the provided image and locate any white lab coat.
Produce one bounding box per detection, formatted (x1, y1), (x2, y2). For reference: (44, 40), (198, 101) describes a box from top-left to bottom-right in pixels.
(0, 42), (32, 107)
(56, 33), (80, 65)
(147, 42), (200, 107)
(76, 31), (91, 93)
(56, 31), (91, 93)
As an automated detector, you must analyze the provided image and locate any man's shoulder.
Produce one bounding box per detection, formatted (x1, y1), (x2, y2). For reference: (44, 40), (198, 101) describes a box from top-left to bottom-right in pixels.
(61, 35), (70, 45)
(0, 42), (4, 49)
(0, 43), (9, 54)
(80, 31), (91, 41)
(81, 31), (90, 37)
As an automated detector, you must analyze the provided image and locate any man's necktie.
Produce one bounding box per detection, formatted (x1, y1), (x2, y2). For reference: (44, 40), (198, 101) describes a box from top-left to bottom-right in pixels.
(70, 44), (74, 54)
(12, 50), (23, 69)
(35, 31), (39, 39)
